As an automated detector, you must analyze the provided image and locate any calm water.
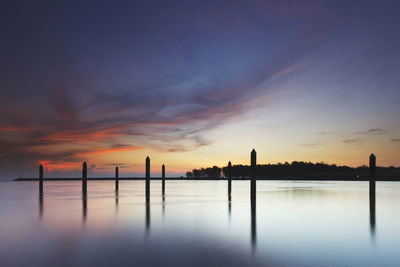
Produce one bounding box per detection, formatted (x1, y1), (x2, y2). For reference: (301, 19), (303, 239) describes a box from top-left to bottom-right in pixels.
(1, 180), (400, 267)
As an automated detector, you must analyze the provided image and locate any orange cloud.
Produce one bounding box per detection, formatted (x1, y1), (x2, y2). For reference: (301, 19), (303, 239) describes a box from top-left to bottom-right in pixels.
(0, 125), (49, 132)
(33, 126), (125, 143)
(38, 160), (82, 172)
(74, 146), (143, 157)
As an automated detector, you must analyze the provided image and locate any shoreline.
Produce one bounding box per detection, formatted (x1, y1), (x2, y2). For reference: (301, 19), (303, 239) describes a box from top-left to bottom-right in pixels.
(13, 177), (400, 181)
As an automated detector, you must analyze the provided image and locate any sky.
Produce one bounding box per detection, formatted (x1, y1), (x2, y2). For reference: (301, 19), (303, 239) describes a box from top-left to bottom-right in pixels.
(1, 0), (400, 178)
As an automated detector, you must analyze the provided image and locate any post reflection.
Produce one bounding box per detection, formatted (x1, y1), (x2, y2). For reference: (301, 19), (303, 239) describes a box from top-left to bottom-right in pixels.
(251, 198), (256, 251)
(82, 196), (87, 224)
(162, 195), (165, 219)
(370, 193), (376, 239)
(115, 191), (119, 215)
(146, 203), (150, 235)
(228, 195), (231, 218)
(39, 196), (43, 219)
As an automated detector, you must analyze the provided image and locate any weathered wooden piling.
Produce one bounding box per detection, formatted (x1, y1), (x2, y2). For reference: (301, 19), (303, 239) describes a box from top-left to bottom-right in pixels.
(250, 149), (257, 204)
(369, 153), (376, 196)
(39, 164), (43, 196)
(250, 149), (257, 248)
(82, 161), (87, 195)
(369, 153), (376, 232)
(162, 164), (165, 195)
(115, 166), (119, 192)
(146, 156), (150, 203)
(228, 161), (232, 200)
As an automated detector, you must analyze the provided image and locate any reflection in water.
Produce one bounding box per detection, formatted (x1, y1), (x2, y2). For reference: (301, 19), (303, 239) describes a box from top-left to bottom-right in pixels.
(4, 180), (400, 267)
(115, 191), (119, 215)
(228, 195), (232, 218)
(251, 197), (256, 251)
(162, 195), (165, 219)
(39, 196), (43, 219)
(82, 196), (87, 224)
(146, 203), (150, 236)
(370, 192), (376, 239)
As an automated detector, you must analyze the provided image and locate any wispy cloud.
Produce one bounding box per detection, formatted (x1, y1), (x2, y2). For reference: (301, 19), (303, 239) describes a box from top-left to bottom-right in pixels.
(0, 0), (345, 174)
(391, 138), (400, 142)
(299, 143), (322, 148)
(355, 128), (385, 135)
(343, 138), (364, 145)
(317, 131), (334, 136)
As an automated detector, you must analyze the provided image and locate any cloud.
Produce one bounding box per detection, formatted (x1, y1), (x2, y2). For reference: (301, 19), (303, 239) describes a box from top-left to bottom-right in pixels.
(391, 138), (400, 142)
(355, 128), (385, 135)
(74, 145), (143, 157)
(0, 0), (344, 175)
(317, 131), (334, 135)
(299, 143), (322, 148)
(343, 138), (364, 145)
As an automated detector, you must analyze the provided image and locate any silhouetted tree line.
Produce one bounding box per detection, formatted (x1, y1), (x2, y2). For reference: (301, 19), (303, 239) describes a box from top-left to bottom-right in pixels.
(186, 166), (222, 178)
(185, 161), (400, 180)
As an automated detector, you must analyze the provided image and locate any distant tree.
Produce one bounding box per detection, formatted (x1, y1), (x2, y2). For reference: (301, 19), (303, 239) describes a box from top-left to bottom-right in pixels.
(186, 160), (400, 180)
(205, 166), (221, 178)
(192, 169), (201, 178)
(186, 171), (193, 178)
(200, 168), (206, 177)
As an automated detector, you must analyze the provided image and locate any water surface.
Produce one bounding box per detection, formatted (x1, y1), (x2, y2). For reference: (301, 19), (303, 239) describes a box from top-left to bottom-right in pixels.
(1, 180), (400, 266)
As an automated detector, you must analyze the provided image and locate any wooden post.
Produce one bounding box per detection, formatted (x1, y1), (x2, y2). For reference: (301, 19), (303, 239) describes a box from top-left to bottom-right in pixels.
(115, 166), (119, 192)
(39, 164), (43, 196)
(369, 153), (376, 232)
(369, 154), (376, 201)
(146, 156), (150, 203)
(162, 164), (165, 195)
(250, 149), (256, 204)
(250, 149), (257, 249)
(228, 161), (232, 200)
(82, 161), (87, 195)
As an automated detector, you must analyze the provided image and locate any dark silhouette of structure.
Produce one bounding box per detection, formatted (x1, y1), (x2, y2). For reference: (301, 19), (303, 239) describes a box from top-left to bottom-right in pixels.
(82, 161), (87, 195)
(146, 156), (150, 203)
(369, 154), (376, 237)
(250, 149), (256, 250)
(162, 164), (165, 195)
(39, 164), (43, 197)
(251, 149), (256, 204)
(82, 162), (88, 224)
(227, 161), (232, 201)
(115, 166), (119, 192)
(369, 154), (376, 199)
